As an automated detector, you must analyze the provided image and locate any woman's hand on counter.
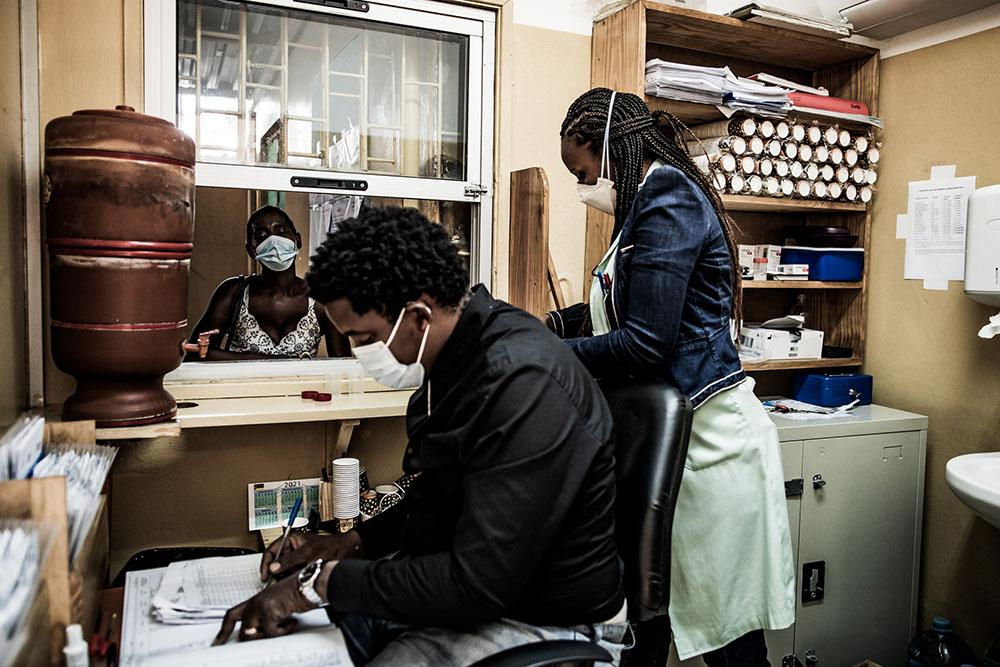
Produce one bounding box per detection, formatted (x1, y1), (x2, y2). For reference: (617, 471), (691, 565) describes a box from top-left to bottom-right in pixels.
(259, 531), (363, 583)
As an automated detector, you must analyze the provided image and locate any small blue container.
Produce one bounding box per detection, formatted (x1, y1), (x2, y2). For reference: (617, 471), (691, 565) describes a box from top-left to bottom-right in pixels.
(793, 372), (873, 407)
(781, 247), (865, 281)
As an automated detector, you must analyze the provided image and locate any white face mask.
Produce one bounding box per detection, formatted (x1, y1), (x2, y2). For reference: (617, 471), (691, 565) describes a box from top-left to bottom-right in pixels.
(352, 306), (430, 390)
(577, 91), (617, 215)
(255, 234), (298, 272)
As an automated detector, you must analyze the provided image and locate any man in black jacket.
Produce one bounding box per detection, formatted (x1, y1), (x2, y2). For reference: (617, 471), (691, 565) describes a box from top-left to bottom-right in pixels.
(214, 207), (626, 666)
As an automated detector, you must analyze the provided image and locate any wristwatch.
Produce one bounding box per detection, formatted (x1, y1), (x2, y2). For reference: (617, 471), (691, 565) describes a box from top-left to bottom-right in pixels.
(297, 559), (328, 608)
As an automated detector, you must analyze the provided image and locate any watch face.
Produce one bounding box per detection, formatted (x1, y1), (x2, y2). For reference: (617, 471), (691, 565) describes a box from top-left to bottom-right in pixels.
(300, 559), (320, 582)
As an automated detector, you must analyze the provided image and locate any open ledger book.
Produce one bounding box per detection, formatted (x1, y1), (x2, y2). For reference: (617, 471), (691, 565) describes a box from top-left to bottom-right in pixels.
(121, 554), (351, 666)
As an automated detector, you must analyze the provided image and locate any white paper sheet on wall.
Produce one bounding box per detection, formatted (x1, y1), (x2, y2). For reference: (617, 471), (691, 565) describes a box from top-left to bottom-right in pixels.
(902, 166), (976, 288)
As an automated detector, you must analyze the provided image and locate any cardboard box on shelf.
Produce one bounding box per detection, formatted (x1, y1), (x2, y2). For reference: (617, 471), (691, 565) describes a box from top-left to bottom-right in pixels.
(739, 326), (824, 360)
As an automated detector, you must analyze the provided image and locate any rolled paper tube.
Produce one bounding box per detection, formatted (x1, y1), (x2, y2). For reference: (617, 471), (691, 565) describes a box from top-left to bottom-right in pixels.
(821, 164), (835, 182)
(806, 162), (820, 181)
(784, 142), (798, 159)
(718, 153), (738, 172)
(813, 144), (829, 163)
(775, 121), (790, 139)
(828, 181), (843, 199)
(712, 171), (727, 191)
(836, 165), (850, 183)
(758, 120), (775, 138)
(748, 136), (765, 155)
(689, 117), (756, 139)
(759, 158), (774, 176)
(798, 143), (813, 162)
(774, 160), (789, 177)
(845, 148), (859, 167)
(767, 139), (783, 157)
(845, 183), (858, 201)
(813, 181), (828, 198)
(829, 147), (844, 164)
(764, 176), (781, 196)
(823, 126), (839, 145)
(686, 135), (747, 156)
(860, 185), (873, 203)
(839, 129), (852, 148)
(747, 174), (763, 195)
(866, 169), (878, 185)
(780, 178), (795, 196)
(796, 180), (812, 198)
(740, 155), (757, 174)
(790, 161), (804, 179)
(807, 125), (823, 145)
(867, 146), (880, 164)
(791, 123), (806, 142)
(855, 135), (870, 153)
(728, 173), (746, 194)
(852, 166), (866, 184)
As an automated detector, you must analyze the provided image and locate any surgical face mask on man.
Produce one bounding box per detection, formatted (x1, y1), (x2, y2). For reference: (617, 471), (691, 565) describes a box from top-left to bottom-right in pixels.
(254, 234), (299, 272)
(351, 306), (430, 390)
(577, 91), (618, 216)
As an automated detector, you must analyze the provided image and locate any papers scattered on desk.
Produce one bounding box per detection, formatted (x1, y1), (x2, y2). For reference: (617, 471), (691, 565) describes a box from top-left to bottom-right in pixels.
(0, 415), (43, 481)
(152, 554), (263, 624)
(123, 561), (351, 667)
(763, 398), (860, 421)
(32, 444), (116, 561)
(645, 60), (791, 117)
(727, 4), (852, 38)
(0, 521), (50, 660)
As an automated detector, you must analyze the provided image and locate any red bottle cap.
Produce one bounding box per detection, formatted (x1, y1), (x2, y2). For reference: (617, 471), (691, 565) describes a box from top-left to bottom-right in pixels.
(301, 390), (318, 399)
(313, 392), (332, 402)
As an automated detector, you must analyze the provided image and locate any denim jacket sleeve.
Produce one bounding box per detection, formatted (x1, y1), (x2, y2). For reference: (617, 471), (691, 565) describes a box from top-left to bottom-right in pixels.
(565, 167), (710, 377)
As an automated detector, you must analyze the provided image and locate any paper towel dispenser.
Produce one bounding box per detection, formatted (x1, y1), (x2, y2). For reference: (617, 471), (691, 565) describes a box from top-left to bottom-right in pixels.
(965, 184), (1000, 307)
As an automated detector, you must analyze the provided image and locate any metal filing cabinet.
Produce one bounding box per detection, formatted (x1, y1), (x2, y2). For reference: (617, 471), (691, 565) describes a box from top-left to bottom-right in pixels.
(766, 405), (928, 667)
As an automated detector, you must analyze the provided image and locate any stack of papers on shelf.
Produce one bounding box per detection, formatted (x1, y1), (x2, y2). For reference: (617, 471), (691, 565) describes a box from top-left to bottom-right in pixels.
(645, 60), (730, 105)
(645, 60), (792, 116)
(151, 554), (263, 625)
(123, 558), (352, 666)
(31, 444), (117, 562)
(727, 4), (852, 38)
(723, 76), (792, 117)
(750, 73), (828, 96)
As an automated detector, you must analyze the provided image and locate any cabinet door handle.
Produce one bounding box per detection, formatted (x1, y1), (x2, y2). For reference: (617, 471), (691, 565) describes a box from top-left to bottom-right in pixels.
(812, 473), (827, 490)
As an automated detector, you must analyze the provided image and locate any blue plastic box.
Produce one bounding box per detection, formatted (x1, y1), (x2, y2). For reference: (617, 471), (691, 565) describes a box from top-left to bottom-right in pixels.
(793, 372), (873, 407)
(781, 247), (865, 282)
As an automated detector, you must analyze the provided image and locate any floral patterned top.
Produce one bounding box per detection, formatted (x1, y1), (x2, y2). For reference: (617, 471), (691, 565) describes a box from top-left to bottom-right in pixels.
(228, 284), (322, 358)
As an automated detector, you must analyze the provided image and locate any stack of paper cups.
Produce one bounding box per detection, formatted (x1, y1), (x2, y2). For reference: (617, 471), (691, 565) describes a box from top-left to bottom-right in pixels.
(332, 458), (361, 519)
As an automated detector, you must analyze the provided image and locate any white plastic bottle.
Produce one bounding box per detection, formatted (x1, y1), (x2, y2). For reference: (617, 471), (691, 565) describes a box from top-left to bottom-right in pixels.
(63, 624), (89, 667)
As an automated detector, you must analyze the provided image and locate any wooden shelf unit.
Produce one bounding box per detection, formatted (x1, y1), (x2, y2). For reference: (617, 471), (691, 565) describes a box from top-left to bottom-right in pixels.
(743, 281), (862, 290)
(743, 357), (863, 372)
(589, 1), (879, 384)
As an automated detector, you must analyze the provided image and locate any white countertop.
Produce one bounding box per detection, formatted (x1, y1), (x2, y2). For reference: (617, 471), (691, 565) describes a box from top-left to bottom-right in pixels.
(768, 403), (928, 441)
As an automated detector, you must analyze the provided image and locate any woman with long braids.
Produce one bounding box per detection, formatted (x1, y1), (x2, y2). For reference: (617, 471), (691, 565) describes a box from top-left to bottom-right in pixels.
(547, 88), (794, 665)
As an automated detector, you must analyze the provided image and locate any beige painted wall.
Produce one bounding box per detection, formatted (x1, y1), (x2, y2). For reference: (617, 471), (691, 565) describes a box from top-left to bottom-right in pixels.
(867, 27), (1000, 649)
(0, 0), (27, 429)
(496, 21), (591, 305)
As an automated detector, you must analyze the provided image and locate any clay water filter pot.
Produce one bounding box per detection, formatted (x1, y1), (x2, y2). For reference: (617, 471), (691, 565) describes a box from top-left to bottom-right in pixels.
(45, 106), (195, 427)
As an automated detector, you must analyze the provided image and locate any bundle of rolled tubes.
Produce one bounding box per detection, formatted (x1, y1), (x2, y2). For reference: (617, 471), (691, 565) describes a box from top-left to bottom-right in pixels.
(686, 116), (880, 205)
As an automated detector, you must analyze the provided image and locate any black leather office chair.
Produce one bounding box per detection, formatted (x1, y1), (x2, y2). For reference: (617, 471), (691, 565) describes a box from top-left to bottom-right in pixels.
(473, 380), (693, 667)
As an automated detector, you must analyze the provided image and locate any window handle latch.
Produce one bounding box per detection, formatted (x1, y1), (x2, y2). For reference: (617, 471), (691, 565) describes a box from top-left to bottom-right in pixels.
(294, 0), (370, 12)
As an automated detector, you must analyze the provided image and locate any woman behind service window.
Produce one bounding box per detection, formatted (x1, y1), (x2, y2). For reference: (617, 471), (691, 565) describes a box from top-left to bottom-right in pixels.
(186, 206), (349, 361)
(548, 88), (794, 665)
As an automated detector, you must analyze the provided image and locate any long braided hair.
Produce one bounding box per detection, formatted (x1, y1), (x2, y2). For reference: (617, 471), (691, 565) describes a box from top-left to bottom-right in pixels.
(561, 88), (742, 322)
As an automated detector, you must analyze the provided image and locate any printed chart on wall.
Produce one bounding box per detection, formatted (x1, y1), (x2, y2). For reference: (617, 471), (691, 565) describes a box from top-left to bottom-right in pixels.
(898, 165), (976, 290)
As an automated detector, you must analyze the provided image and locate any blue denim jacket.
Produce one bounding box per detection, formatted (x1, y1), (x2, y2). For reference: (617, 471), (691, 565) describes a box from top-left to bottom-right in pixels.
(548, 165), (745, 409)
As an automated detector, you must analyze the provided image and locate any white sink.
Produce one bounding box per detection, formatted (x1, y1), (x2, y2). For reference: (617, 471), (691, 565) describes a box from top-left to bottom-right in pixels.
(946, 453), (1000, 529)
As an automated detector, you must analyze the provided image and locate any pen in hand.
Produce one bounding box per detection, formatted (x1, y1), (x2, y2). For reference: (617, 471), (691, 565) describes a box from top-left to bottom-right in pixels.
(266, 496), (302, 587)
